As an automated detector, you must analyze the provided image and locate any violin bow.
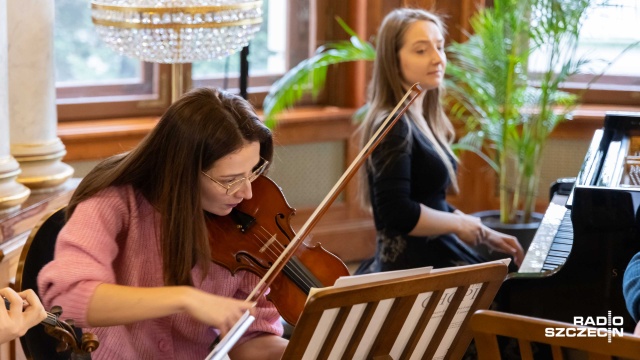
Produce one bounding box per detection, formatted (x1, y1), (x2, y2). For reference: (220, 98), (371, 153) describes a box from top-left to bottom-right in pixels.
(246, 83), (423, 303)
(206, 83), (423, 359)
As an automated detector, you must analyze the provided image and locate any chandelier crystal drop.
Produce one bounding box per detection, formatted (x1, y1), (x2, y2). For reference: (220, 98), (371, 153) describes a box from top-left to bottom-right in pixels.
(91, 0), (263, 63)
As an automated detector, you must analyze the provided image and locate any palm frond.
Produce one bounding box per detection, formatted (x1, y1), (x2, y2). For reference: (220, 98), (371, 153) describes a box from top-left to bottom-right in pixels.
(262, 18), (375, 128)
(452, 131), (499, 173)
(445, 0), (601, 223)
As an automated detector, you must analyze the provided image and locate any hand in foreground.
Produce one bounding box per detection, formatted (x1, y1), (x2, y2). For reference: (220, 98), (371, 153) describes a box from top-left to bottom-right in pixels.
(635, 320), (640, 337)
(481, 226), (525, 267)
(0, 287), (47, 344)
(184, 289), (255, 338)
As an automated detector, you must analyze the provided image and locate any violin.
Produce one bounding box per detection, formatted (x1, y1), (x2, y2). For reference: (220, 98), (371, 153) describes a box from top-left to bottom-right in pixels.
(205, 175), (350, 326)
(206, 83), (423, 331)
(5, 297), (99, 359)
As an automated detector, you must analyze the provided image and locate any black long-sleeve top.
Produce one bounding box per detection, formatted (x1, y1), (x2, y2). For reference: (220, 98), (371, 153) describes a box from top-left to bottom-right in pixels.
(368, 116), (455, 236)
(363, 116), (482, 272)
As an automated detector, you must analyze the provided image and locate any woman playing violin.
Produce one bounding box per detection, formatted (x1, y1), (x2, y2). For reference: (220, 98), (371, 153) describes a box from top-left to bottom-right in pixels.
(38, 87), (287, 359)
(0, 287), (46, 344)
(356, 8), (525, 274)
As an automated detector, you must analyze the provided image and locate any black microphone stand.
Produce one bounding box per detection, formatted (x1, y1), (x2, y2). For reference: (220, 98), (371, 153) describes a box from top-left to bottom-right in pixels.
(239, 45), (249, 100)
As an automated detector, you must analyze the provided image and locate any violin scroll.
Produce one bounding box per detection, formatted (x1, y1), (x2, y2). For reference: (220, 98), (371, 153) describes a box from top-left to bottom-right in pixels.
(42, 305), (100, 359)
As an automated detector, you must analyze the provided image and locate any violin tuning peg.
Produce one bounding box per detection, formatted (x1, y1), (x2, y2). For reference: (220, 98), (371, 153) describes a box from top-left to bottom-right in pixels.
(81, 333), (100, 353)
(50, 305), (63, 317)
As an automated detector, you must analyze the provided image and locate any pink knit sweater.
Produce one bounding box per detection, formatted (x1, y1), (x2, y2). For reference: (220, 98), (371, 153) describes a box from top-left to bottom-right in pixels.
(38, 185), (283, 360)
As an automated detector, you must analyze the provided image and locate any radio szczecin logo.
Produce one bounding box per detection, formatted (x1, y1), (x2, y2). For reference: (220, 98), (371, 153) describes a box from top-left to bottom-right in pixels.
(545, 311), (623, 343)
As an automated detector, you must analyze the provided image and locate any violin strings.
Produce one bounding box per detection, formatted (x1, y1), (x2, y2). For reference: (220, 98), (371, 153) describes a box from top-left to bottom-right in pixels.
(232, 217), (320, 292)
(246, 225), (283, 260)
(254, 226), (322, 290)
(250, 225), (319, 291)
(242, 226), (306, 286)
(246, 227), (313, 291)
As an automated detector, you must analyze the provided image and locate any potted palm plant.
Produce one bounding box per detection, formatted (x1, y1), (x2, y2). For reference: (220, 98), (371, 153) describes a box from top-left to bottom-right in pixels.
(446, 0), (597, 229)
(263, 1), (613, 247)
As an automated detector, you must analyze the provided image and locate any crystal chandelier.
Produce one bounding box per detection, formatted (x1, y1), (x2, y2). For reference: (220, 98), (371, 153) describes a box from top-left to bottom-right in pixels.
(91, 0), (263, 64)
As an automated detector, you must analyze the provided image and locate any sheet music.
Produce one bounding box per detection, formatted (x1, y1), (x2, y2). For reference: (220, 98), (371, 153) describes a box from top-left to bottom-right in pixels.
(300, 266), (432, 359)
(333, 265), (433, 287)
(426, 283), (482, 360)
(338, 265), (434, 359)
(204, 310), (255, 360)
(416, 259), (510, 360)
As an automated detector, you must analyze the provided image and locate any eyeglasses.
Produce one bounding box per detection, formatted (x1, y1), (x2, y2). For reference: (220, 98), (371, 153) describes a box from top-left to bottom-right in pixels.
(201, 158), (269, 195)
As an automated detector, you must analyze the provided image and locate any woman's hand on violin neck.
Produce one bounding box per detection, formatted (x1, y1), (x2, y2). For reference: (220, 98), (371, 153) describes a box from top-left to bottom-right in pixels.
(182, 288), (254, 337)
(0, 288), (47, 344)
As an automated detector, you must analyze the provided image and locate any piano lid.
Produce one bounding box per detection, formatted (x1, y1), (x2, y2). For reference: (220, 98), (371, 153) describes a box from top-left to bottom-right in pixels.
(568, 112), (640, 208)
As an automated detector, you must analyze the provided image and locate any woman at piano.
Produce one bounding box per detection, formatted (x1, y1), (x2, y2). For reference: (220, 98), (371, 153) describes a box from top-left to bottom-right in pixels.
(355, 8), (524, 274)
(0, 287), (46, 344)
(37, 87), (287, 359)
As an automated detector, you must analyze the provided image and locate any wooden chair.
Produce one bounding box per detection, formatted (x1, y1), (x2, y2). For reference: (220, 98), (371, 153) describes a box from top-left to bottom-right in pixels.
(14, 207), (66, 359)
(470, 309), (640, 359)
(14, 207), (96, 360)
(282, 260), (509, 360)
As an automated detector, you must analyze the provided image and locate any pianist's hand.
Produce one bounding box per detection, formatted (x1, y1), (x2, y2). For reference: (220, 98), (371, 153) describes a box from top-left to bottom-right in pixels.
(452, 210), (524, 267)
(481, 227), (525, 267)
(635, 321), (640, 337)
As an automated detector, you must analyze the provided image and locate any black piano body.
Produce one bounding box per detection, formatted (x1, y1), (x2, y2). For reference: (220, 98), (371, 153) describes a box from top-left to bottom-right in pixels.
(497, 112), (640, 333)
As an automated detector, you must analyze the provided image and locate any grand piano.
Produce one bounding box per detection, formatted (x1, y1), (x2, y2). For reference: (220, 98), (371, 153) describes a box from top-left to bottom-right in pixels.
(497, 112), (640, 333)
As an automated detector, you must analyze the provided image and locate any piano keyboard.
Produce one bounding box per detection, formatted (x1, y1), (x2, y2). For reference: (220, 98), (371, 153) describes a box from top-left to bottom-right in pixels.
(518, 194), (573, 273)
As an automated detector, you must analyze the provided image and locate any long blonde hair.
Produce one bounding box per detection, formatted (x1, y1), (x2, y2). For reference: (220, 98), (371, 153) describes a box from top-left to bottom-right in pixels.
(359, 8), (458, 209)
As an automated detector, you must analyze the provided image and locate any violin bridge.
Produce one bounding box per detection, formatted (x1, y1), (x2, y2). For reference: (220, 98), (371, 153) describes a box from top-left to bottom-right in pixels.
(260, 234), (277, 253)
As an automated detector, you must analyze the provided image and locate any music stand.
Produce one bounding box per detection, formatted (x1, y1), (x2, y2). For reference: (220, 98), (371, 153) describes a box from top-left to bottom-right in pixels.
(282, 260), (509, 360)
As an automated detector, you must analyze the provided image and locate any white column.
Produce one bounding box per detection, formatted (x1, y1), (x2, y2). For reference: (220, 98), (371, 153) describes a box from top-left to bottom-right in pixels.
(7, 0), (73, 192)
(0, 0), (29, 214)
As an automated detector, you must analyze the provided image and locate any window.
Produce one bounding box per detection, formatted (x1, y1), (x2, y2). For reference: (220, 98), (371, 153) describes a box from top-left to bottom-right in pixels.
(192, 0), (311, 104)
(193, 0), (285, 89)
(528, 0), (640, 105)
(574, 0), (640, 104)
(54, 0), (169, 121)
(54, 0), (311, 121)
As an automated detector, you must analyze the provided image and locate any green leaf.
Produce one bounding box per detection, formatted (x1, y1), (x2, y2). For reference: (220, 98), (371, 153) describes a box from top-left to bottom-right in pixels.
(262, 19), (375, 127)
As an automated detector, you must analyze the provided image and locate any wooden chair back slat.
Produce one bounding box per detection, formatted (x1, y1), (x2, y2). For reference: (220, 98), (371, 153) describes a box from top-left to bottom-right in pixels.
(471, 310), (640, 360)
(518, 339), (534, 360)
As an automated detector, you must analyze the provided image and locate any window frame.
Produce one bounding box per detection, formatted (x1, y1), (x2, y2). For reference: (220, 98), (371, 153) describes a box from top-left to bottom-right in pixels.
(55, 0), (312, 121)
(528, 0), (640, 106)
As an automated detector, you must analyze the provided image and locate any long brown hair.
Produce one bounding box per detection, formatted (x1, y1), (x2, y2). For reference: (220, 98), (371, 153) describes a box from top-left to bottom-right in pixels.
(67, 87), (273, 286)
(359, 8), (458, 209)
